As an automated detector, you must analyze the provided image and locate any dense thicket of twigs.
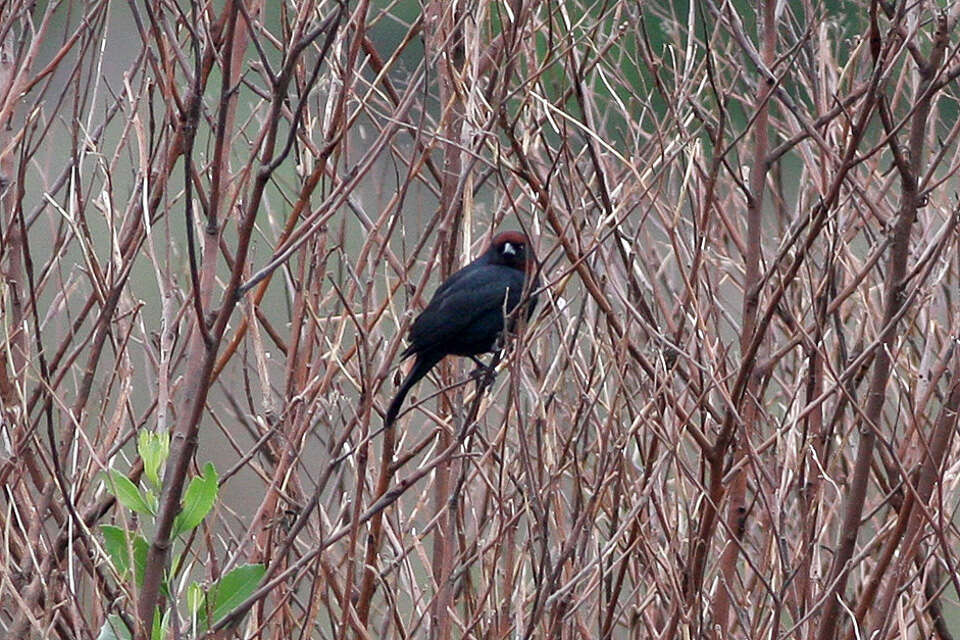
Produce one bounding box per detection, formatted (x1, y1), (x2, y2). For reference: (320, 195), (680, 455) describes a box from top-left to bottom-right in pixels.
(2, 1), (960, 638)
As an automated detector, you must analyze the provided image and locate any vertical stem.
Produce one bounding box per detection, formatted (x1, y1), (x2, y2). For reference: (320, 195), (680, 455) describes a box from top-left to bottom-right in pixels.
(426, 2), (467, 636)
(711, 1), (775, 636)
(815, 15), (948, 638)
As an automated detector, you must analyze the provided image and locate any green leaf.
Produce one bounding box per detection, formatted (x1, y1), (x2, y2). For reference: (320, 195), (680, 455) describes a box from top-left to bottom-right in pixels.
(101, 525), (132, 576)
(187, 582), (204, 616)
(145, 489), (159, 515)
(203, 564), (265, 630)
(138, 430), (169, 490)
(103, 470), (154, 516)
(172, 462), (218, 538)
(132, 534), (149, 588)
(100, 525), (149, 587)
(96, 614), (132, 640)
(150, 607), (169, 640)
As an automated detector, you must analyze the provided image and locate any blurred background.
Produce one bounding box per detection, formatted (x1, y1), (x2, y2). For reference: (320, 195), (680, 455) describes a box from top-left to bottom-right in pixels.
(1, 1), (959, 638)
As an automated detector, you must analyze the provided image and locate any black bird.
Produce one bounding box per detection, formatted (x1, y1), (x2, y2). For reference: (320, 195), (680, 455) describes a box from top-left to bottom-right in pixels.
(385, 231), (538, 426)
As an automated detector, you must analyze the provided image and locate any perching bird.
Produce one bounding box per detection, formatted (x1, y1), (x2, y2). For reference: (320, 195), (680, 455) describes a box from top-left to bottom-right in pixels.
(385, 231), (538, 426)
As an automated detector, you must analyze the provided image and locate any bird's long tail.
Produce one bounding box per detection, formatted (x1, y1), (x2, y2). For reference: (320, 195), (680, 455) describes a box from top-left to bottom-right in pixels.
(385, 352), (443, 427)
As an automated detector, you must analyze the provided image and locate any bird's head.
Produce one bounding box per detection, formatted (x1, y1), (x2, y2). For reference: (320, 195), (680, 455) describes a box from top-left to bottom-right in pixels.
(486, 231), (535, 272)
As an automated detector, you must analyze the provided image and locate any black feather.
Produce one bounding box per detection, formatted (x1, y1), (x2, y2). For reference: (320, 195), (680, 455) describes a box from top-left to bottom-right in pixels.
(385, 234), (538, 426)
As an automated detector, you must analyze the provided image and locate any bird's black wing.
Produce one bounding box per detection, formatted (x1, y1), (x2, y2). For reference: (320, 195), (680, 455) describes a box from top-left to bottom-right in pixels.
(429, 260), (484, 298)
(407, 265), (527, 357)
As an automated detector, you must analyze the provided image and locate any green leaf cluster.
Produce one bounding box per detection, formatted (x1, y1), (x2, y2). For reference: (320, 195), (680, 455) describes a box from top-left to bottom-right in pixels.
(97, 431), (263, 640)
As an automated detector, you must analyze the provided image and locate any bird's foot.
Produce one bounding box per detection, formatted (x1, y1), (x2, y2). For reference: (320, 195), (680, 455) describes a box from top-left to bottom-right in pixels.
(468, 364), (489, 381)
(468, 356), (499, 387)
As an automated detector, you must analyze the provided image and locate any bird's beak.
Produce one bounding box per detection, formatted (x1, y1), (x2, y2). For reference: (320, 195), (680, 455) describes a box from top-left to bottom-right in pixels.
(502, 242), (516, 256)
